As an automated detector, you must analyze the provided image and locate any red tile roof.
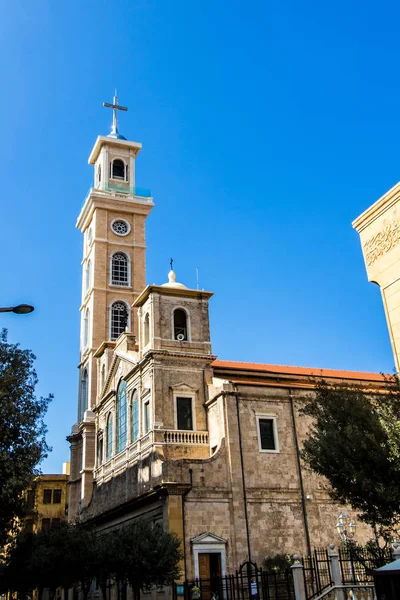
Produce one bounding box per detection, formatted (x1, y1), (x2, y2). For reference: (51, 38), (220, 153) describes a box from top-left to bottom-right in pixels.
(212, 360), (388, 382)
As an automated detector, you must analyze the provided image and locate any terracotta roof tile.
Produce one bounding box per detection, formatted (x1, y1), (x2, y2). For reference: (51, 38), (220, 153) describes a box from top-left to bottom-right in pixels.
(212, 360), (388, 382)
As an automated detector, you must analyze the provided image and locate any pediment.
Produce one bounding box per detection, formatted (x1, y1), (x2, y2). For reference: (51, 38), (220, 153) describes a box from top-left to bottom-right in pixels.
(171, 382), (198, 392)
(191, 532), (227, 544)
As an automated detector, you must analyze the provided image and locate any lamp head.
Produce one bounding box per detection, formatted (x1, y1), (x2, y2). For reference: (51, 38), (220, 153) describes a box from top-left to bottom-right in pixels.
(12, 304), (34, 314)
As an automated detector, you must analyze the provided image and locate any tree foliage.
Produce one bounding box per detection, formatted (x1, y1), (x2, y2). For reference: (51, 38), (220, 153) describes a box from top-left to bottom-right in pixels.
(0, 329), (52, 546)
(301, 377), (400, 537)
(1, 519), (183, 600)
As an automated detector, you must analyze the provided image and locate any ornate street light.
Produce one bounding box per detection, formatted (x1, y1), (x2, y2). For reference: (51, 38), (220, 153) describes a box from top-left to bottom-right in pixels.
(0, 304), (34, 314)
(336, 513), (357, 543)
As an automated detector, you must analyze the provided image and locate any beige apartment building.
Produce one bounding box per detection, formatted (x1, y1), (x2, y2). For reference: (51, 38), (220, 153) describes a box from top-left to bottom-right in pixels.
(68, 98), (386, 581)
(25, 466), (69, 533)
(353, 183), (400, 372)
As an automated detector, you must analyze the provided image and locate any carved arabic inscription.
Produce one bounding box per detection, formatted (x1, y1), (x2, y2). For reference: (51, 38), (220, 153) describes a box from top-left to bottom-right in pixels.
(364, 220), (400, 266)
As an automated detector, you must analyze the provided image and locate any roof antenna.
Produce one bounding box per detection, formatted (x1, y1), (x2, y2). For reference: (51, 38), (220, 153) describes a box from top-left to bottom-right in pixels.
(196, 267), (199, 290)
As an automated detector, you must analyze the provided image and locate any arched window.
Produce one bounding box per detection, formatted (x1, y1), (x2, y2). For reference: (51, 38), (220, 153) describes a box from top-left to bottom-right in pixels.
(101, 364), (106, 390)
(110, 302), (129, 340)
(173, 309), (188, 341)
(97, 164), (101, 186)
(116, 380), (127, 453)
(106, 413), (113, 460)
(131, 390), (139, 443)
(144, 313), (150, 346)
(80, 368), (88, 422)
(111, 253), (129, 286)
(85, 260), (91, 294)
(83, 308), (90, 348)
(111, 159), (126, 181)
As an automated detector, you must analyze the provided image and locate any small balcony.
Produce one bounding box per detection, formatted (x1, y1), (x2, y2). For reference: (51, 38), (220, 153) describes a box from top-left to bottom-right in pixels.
(163, 430), (209, 445)
(99, 182), (152, 198)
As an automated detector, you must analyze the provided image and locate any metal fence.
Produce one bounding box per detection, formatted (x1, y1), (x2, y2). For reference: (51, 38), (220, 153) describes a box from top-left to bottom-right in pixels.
(301, 545), (393, 599)
(174, 562), (295, 600)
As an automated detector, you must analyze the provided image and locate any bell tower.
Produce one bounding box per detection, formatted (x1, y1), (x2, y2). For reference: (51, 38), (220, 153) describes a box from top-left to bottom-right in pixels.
(68, 95), (154, 517)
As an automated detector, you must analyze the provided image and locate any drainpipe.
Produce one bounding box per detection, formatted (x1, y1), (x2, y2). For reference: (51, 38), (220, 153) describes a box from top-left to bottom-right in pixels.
(288, 389), (312, 560)
(181, 468), (193, 580)
(234, 384), (252, 563)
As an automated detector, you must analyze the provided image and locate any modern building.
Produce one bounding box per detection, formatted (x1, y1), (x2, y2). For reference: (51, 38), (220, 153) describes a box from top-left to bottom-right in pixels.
(353, 183), (400, 373)
(68, 98), (386, 580)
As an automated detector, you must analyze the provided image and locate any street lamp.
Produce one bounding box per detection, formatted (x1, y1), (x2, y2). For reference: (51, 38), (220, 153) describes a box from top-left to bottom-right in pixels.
(336, 513), (357, 584)
(336, 513), (357, 543)
(0, 304), (34, 314)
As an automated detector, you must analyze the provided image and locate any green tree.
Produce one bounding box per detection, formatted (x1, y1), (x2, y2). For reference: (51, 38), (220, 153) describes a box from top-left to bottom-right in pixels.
(0, 329), (52, 546)
(301, 377), (400, 539)
(122, 520), (183, 600)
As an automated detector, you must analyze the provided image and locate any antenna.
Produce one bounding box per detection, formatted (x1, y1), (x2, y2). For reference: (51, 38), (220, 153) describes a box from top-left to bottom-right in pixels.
(196, 267), (199, 290)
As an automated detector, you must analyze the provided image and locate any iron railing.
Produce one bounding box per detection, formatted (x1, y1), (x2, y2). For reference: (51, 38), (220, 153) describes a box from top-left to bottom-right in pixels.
(175, 562), (294, 600)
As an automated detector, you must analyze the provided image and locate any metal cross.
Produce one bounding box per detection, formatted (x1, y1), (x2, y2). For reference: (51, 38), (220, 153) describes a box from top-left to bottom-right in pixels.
(103, 90), (128, 137)
(170, 258), (174, 271)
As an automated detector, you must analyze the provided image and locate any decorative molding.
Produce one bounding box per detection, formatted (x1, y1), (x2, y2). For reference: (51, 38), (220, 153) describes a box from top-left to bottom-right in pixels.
(363, 220), (400, 266)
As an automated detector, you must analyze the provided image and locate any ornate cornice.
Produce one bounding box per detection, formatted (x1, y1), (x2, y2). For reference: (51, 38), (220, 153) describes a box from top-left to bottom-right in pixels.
(363, 219), (400, 266)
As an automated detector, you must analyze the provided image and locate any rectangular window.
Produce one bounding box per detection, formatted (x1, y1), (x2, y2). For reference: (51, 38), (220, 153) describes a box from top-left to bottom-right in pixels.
(97, 436), (104, 466)
(53, 489), (62, 504)
(51, 518), (61, 528)
(176, 397), (193, 431)
(43, 489), (52, 504)
(25, 519), (34, 533)
(26, 489), (35, 510)
(257, 417), (279, 452)
(42, 518), (51, 533)
(143, 400), (150, 434)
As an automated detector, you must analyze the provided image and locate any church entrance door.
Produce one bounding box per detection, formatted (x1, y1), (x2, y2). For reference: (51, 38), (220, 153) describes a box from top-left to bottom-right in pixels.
(198, 553), (222, 600)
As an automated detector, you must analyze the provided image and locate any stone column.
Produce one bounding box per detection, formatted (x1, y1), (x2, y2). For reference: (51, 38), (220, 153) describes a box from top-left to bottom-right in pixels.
(291, 556), (306, 600)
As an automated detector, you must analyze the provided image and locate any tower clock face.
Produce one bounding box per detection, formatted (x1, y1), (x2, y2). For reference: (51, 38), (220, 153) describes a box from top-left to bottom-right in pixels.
(111, 219), (130, 236)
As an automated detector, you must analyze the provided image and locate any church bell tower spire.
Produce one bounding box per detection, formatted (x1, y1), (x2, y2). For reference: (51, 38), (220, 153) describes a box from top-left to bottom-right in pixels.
(68, 96), (154, 518)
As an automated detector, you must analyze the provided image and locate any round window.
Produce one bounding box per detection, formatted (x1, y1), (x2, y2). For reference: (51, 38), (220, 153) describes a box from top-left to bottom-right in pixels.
(111, 220), (130, 236)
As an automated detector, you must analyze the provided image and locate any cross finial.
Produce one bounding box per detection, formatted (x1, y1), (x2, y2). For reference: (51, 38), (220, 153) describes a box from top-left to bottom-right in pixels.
(170, 258), (174, 271)
(103, 91), (128, 139)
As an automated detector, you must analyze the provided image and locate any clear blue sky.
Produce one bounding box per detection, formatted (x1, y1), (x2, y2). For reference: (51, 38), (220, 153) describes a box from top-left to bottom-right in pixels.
(0, 0), (398, 473)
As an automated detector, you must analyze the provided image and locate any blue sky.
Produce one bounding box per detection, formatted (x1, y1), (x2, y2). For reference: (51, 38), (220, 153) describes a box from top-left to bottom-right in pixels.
(0, 0), (398, 473)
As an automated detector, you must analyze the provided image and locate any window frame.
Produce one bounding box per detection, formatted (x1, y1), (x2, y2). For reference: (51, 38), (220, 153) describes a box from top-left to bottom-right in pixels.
(143, 397), (151, 435)
(255, 414), (279, 453)
(110, 218), (131, 236)
(116, 380), (128, 454)
(106, 412), (113, 461)
(52, 489), (62, 504)
(172, 307), (190, 341)
(131, 389), (139, 443)
(79, 368), (88, 422)
(110, 252), (130, 287)
(43, 489), (52, 504)
(83, 307), (90, 348)
(174, 392), (196, 431)
(109, 301), (130, 340)
(110, 158), (128, 182)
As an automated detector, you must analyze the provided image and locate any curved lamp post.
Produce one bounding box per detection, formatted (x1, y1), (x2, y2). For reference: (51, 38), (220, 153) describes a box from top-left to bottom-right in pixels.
(0, 304), (34, 314)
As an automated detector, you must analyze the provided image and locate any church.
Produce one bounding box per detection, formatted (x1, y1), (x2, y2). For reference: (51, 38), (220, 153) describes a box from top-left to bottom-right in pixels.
(67, 95), (387, 581)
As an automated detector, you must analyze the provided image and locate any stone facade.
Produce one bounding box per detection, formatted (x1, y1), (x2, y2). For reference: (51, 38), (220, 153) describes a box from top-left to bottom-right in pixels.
(353, 182), (400, 372)
(68, 123), (387, 584)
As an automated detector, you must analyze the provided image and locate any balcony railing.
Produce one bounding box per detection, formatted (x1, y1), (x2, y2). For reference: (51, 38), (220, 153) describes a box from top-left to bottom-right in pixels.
(98, 182), (152, 197)
(163, 430), (209, 445)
